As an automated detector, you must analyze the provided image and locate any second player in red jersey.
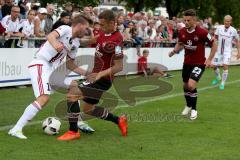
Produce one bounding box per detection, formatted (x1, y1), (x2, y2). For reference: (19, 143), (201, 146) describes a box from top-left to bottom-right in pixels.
(169, 9), (217, 120)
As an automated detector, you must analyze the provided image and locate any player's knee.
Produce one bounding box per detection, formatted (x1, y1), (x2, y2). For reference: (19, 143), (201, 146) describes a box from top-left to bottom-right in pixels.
(36, 94), (49, 107)
(67, 93), (80, 102)
(70, 80), (78, 87)
(223, 65), (228, 70)
(187, 84), (196, 91)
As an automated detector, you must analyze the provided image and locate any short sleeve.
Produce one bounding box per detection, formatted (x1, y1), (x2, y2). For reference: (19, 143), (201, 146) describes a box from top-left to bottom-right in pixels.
(178, 30), (184, 43)
(233, 29), (239, 41)
(113, 34), (124, 60)
(54, 25), (69, 37)
(67, 39), (80, 60)
(203, 29), (213, 46)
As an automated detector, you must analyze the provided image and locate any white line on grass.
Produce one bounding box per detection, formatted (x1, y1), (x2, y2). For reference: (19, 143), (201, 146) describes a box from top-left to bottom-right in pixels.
(1, 79), (240, 132)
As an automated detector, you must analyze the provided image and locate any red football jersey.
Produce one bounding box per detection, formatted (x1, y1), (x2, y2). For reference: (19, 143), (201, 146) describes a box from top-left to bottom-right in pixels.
(138, 56), (147, 73)
(92, 31), (124, 80)
(178, 25), (213, 65)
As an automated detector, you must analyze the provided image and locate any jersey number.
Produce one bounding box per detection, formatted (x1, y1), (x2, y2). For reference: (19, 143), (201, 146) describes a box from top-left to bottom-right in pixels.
(192, 67), (202, 77)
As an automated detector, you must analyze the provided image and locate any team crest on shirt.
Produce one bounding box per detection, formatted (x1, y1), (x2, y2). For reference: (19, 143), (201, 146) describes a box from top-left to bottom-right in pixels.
(71, 45), (76, 51)
(194, 36), (199, 41)
(102, 41), (116, 54)
(187, 40), (192, 46)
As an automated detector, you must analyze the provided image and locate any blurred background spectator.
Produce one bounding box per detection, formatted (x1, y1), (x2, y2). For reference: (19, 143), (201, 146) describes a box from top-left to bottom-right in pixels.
(2, 0), (13, 18)
(18, 0), (28, 19)
(51, 11), (70, 31)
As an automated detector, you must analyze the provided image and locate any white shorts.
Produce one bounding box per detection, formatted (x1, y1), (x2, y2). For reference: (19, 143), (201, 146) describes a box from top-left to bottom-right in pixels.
(28, 59), (73, 98)
(213, 53), (231, 65)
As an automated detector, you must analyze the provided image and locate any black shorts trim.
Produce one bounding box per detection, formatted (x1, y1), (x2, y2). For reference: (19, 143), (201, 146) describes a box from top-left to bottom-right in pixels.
(182, 64), (205, 83)
(78, 78), (112, 105)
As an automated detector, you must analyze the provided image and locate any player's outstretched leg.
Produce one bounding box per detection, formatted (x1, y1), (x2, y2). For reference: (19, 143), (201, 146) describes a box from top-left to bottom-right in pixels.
(8, 95), (49, 139)
(211, 66), (221, 85)
(83, 103), (128, 137)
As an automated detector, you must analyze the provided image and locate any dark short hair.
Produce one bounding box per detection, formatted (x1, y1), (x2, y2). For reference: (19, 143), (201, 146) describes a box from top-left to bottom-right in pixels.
(184, 9), (197, 17)
(60, 12), (70, 18)
(72, 14), (93, 25)
(93, 22), (100, 25)
(98, 9), (116, 21)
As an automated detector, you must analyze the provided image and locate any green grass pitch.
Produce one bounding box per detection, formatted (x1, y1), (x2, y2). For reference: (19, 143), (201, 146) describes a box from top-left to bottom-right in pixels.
(1, 66), (240, 160)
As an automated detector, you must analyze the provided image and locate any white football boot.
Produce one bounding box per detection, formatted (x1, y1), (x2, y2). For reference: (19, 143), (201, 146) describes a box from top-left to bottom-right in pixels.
(181, 106), (192, 116)
(78, 121), (95, 133)
(8, 128), (27, 139)
(190, 110), (198, 120)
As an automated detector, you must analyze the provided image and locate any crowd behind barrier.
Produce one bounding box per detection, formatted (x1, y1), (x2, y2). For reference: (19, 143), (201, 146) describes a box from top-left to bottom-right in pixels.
(1, 1), (239, 50)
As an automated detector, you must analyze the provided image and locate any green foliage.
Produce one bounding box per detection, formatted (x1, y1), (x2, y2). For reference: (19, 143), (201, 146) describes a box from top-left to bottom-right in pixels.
(118, 0), (240, 27)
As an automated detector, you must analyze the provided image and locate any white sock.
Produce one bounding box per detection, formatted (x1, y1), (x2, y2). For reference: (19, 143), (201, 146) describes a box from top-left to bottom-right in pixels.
(13, 101), (41, 131)
(215, 67), (221, 80)
(221, 70), (228, 85)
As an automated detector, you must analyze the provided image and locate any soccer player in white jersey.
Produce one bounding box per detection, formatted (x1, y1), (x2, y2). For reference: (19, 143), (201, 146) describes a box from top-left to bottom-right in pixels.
(8, 15), (92, 139)
(211, 15), (240, 90)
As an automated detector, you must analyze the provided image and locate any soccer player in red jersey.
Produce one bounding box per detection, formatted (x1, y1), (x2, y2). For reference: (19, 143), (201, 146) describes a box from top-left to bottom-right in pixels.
(58, 10), (128, 141)
(169, 9), (217, 120)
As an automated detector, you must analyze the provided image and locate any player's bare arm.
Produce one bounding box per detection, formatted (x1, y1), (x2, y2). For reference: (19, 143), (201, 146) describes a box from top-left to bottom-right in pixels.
(205, 38), (218, 67)
(86, 58), (123, 83)
(236, 38), (240, 59)
(169, 42), (184, 57)
(47, 31), (64, 52)
(66, 56), (87, 76)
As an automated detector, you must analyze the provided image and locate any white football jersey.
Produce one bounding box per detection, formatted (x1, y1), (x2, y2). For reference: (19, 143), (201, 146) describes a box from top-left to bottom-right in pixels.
(215, 25), (239, 54)
(1, 15), (20, 32)
(18, 19), (34, 36)
(35, 25), (80, 66)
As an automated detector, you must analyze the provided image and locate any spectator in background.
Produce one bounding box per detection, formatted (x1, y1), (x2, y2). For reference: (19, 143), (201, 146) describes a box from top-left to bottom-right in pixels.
(145, 19), (156, 41)
(64, 2), (73, 16)
(83, 6), (91, 16)
(18, 0), (28, 19)
(117, 14), (125, 34)
(90, 21), (101, 47)
(17, 9), (35, 48)
(34, 8), (47, 37)
(156, 24), (169, 41)
(138, 49), (173, 78)
(0, 0), (4, 20)
(31, 3), (39, 12)
(137, 20), (147, 40)
(1, 0), (13, 18)
(44, 4), (55, 35)
(123, 15), (131, 28)
(51, 11), (70, 31)
(167, 20), (178, 41)
(1, 5), (21, 48)
(203, 18), (209, 30)
(92, 7), (99, 22)
(72, 6), (80, 12)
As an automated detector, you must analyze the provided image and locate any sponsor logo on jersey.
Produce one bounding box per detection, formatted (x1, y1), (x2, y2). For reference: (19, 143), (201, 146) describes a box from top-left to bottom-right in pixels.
(194, 36), (199, 41)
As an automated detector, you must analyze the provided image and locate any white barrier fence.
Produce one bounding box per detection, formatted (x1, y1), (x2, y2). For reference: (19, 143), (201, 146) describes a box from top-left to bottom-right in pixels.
(0, 48), (239, 87)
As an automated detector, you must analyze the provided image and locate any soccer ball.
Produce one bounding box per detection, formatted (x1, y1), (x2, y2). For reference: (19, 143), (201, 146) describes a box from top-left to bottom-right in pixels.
(42, 117), (61, 135)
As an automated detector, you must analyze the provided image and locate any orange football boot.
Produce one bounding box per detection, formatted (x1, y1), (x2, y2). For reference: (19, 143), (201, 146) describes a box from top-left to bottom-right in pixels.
(57, 131), (80, 141)
(118, 115), (128, 137)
